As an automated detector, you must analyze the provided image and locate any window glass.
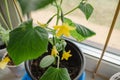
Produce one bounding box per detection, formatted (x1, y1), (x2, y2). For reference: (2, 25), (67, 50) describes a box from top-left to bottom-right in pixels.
(107, 13), (120, 56)
(86, 0), (118, 43)
(31, 0), (119, 55)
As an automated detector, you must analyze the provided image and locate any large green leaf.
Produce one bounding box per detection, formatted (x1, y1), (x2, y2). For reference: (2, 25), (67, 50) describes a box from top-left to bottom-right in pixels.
(40, 67), (71, 80)
(7, 20), (48, 65)
(78, 2), (94, 19)
(18, 0), (56, 14)
(75, 24), (96, 38)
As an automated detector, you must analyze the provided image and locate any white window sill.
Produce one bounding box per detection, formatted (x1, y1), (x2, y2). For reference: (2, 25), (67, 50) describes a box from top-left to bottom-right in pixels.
(73, 41), (120, 66)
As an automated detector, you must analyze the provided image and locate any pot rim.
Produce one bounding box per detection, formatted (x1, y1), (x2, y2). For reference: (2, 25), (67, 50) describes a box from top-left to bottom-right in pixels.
(2, 53), (17, 67)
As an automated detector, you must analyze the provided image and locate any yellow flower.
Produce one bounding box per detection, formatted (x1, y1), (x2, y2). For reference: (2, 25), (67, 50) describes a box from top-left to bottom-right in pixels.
(51, 46), (58, 56)
(0, 57), (10, 69)
(54, 23), (75, 37)
(37, 21), (47, 28)
(61, 50), (72, 60)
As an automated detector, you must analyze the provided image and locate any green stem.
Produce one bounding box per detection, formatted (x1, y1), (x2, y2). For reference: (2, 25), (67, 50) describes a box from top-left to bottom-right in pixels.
(0, 12), (9, 30)
(60, 0), (63, 6)
(55, 1), (60, 25)
(64, 6), (78, 16)
(61, 9), (64, 23)
(53, 36), (56, 46)
(46, 0), (63, 25)
(62, 46), (65, 52)
(56, 9), (60, 25)
(47, 6), (79, 24)
(5, 0), (13, 30)
(57, 55), (60, 69)
(13, 0), (23, 22)
(47, 13), (57, 24)
(46, 27), (53, 31)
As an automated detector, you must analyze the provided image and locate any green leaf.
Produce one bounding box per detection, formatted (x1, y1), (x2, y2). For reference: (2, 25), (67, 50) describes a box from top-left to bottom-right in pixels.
(78, 2), (94, 19)
(49, 37), (66, 52)
(0, 24), (10, 44)
(64, 18), (75, 26)
(18, 0), (56, 14)
(75, 23), (96, 38)
(55, 38), (66, 52)
(64, 18), (95, 41)
(7, 20), (48, 65)
(40, 67), (71, 80)
(70, 30), (85, 41)
(40, 55), (55, 68)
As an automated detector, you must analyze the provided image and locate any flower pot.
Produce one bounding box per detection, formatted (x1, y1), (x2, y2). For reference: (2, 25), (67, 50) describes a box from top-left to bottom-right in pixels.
(2, 53), (25, 77)
(8, 63), (25, 77)
(25, 40), (85, 80)
(110, 72), (120, 80)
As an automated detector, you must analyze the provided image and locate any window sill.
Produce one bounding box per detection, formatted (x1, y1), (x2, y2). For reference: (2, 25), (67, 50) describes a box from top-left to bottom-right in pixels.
(73, 41), (120, 66)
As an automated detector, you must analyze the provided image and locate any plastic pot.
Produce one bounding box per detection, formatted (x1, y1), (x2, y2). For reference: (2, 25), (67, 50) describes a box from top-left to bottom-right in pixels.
(25, 40), (85, 80)
(2, 53), (25, 77)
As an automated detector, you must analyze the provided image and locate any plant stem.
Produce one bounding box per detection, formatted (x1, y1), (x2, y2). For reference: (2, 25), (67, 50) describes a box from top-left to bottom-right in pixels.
(60, 0), (63, 6)
(61, 9), (64, 23)
(13, 0), (23, 22)
(56, 9), (60, 25)
(47, 13), (57, 24)
(47, 6), (79, 25)
(55, 1), (60, 25)
(53, 35), (57, 46)
(0, 12), (9, 30)
(4, 0), (13, 30)
(57, 55), (60, 69)
(64, 6), (78, 16)
(46, 27), (53, 31)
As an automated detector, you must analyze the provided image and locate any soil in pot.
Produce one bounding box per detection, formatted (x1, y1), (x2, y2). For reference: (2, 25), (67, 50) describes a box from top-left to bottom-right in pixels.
(25, 40), (85, 80)
(0, 43), (6, 57)
(0, 43), (6, 49)
(4, 54), (14, 66)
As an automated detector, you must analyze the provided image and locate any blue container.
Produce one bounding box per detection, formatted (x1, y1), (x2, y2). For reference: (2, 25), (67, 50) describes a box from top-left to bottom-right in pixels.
(22, 73), (32, 80)
(22, 72), (86, 80)
(78, 72), (86, 80)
